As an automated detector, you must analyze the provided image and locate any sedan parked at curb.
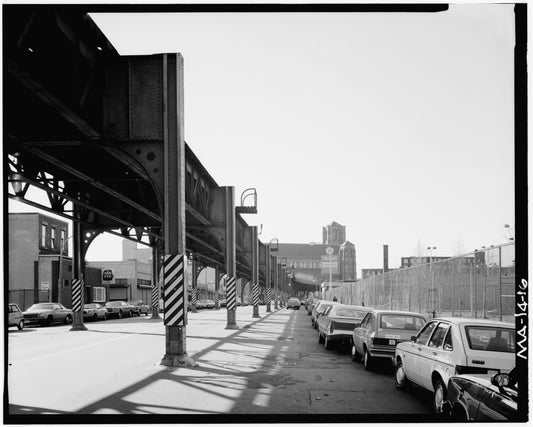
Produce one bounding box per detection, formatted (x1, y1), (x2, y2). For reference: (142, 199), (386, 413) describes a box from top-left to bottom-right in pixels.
(83, 303), (108, 321)
(318, 304), (371, 350)
(22, 303), (73, 326)
(287, 297), (301, 309)
(394, 317), (515, 415)
(104, 301), (135, 318)
(311, 300), (338, 329)
(129, 300), (150, 316)
(352, 309), (426, 369)
(8, 303), (25, 330)
(443, 367), (518, 421)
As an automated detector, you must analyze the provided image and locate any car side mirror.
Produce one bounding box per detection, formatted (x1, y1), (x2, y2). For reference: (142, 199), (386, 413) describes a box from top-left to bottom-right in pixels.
(410, 336), (417, 342)
(491, 373), (510, 388)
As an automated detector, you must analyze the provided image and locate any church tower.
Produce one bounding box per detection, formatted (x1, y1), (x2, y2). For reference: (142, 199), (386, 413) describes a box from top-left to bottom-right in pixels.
(340, 241), (357, 281)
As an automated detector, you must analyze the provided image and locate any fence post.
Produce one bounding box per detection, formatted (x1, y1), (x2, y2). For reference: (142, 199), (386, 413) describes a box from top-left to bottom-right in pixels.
(498, 246), (502, 321)
(451, 260), (455, 317)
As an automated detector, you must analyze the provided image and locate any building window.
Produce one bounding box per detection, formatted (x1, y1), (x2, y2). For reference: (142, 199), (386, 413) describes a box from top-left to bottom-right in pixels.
(41, 223), (48, 247)
(93, 287), (106, 302)
(114, 278), (128, 285)
(60, 229), (66, 248)
(51, 227), (56, 249)
(137, 279), (151, 288)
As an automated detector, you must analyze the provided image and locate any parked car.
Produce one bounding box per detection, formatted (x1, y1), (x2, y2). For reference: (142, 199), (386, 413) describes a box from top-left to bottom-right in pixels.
(318, 304), (371, 350)
(104, 301), (135, 318)
(22, 303), (73, 326)
(8, 303), (24, 330)
(83, 303), (108, 321)
(352, 309), (426, 369)
(287, 297), (301, 309)
(443, 367), (518, 421)
(220, 299), (227, 307)
(311, 300), (338, 328)
(394, 317), (515, 415)
(129, 300), (150, 316)
(204, 299), (215, 309)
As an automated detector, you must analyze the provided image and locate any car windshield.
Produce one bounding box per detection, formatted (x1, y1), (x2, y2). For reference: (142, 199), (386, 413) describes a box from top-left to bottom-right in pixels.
(465, 326), (515, 353)
(380, 314), (426, 331)
(27, 303), (54, 311)
(105, 302), (122, 307)
(84, 304), (97, 309)
(318, 304), (333, 313)
(334, 308), (367, 318)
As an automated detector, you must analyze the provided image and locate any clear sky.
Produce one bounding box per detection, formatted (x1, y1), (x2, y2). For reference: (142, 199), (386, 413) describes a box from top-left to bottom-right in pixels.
(8, 4), (517, 275)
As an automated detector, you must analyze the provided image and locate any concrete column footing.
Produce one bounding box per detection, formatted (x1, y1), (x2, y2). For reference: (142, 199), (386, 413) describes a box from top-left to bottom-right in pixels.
(158, 354), (197, 368)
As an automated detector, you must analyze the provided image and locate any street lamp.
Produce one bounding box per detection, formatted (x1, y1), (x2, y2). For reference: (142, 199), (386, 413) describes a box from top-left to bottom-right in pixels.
(427, 246), (437, 318)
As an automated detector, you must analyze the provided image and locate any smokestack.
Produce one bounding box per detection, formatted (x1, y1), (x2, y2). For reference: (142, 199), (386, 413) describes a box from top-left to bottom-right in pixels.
(383, 245), (389, 273)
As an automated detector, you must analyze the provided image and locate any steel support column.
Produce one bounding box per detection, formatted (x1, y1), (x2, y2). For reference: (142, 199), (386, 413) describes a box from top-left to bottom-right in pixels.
(70, 221), (87, 331)
(214, 266), (220, 310)
(151, 246), (161, 319)
(191, 256), (198, 313)
(274, 256), (279, 309)
(265, 245), (271, 313)
(252, 226), (260, 318)
(225, 187), (238, 329)
(160, 53), (194, 367)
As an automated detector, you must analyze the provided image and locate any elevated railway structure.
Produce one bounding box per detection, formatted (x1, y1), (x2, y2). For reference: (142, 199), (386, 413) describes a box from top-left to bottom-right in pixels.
(4, 6), (285, 366)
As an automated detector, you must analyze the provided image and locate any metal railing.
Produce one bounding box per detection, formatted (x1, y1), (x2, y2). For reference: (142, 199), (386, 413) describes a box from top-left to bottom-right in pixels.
(326, 243), (515, 322)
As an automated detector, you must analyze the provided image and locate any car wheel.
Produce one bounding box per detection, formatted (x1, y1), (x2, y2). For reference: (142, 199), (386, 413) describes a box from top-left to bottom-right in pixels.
(17, 320), (24, 330)
(395, 360), (410, 389)
(433, 377), (447, 415)
(318, 332), (324, 344)
(363, 348), (373, 371)
(46, 315), (53, 326)
(118, 310), (123, 319)
(351, 345), (361, 362)
(324, 335), (333, 350)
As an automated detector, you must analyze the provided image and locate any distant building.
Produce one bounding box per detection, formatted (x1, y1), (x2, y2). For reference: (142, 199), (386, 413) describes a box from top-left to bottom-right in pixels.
(85, 259), (152, 303)
(122, 239), (152, 264)
(322, 221), (346, 245)
(8, 213), (101, 309)
(276, 221), (357, 294)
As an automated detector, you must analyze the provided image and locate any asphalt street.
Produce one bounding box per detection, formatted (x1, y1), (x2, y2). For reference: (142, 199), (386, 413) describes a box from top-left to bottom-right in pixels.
(6, 304), (436, 422)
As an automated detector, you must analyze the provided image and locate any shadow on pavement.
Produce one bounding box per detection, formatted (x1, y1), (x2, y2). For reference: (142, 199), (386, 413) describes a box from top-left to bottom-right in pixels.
(7, 308), (436, 423)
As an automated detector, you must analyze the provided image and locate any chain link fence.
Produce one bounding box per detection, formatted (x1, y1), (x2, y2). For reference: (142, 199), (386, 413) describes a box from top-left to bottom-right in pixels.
(326, 243), (515, 322)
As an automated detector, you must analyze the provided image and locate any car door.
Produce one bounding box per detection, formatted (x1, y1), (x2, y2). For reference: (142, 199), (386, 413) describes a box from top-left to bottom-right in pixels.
(360, 313), (375, 353)
(53, 303), (66, 321)
(419, 321), (451, 390)
(354, 313), (370, 353)
(404, 320), (438, 387)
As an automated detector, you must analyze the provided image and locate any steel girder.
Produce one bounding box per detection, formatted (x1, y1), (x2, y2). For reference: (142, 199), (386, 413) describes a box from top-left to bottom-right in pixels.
(5, 7), (256, 279)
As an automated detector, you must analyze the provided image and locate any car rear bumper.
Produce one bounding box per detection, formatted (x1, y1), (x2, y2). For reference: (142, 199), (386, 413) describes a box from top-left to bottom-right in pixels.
(327, 332), (352, 342)
(368, 345), (396, 360)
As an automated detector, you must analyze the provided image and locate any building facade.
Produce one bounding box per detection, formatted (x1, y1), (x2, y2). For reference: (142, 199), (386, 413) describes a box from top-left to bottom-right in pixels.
(8, 213), (102, 309)
(322, 221), (346, 245)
